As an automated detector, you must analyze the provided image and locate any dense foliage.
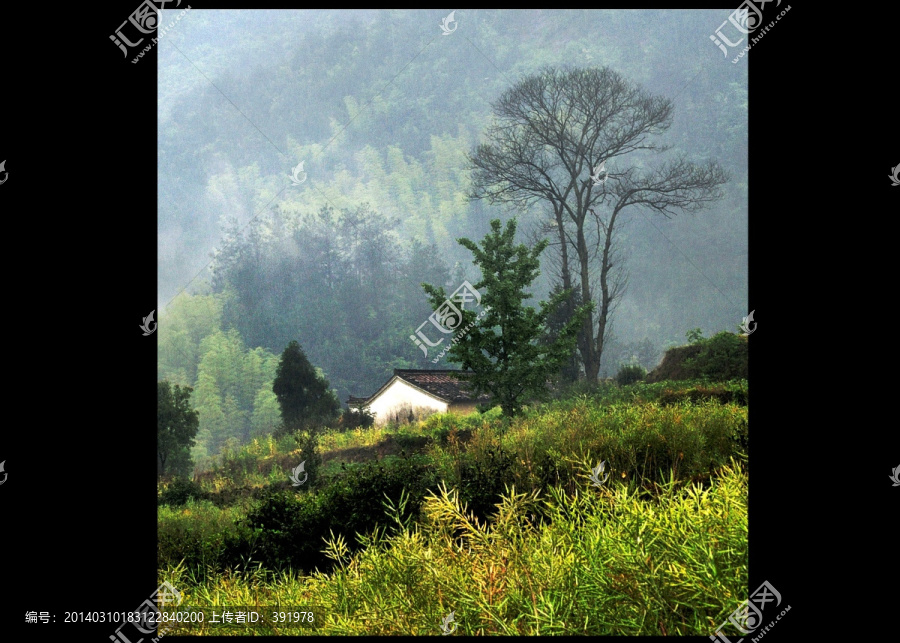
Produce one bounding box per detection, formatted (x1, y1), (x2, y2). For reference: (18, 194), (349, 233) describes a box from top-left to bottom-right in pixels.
(615, 363), (647, 386)
(159, 380), (747, 576)
(647, 331), (747, 382)
(272, 340), (340, 432)
(424, 218), (590, 416)
(158, 380), (748, 635)
(157, 381), (200, 477)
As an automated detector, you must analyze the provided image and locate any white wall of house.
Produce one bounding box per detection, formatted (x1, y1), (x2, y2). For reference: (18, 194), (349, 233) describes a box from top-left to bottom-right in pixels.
(366, 378), (448, 424)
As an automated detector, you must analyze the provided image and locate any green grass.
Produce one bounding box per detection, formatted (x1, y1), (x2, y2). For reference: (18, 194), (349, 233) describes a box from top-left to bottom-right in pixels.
(159, 459), (748, 635)
(157, 379), (749, 635)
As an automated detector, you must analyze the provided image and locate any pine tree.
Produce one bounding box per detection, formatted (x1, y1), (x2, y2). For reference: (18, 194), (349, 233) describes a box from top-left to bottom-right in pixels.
(272, 340), (340, 432)
(423, 218), (592, 417)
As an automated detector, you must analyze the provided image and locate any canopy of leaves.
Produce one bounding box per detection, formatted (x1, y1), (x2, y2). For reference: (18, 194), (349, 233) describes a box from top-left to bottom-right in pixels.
(157, 380), (200, 477)
(423, 219), (591, 416)
(273, 340), (341, 432)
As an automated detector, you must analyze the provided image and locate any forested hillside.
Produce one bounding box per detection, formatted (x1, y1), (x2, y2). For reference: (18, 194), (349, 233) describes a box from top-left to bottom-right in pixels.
(157, 9), (747, 464)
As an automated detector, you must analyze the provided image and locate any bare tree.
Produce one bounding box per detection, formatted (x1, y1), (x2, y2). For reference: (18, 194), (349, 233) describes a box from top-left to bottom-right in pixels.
(468, 66), (729, 381)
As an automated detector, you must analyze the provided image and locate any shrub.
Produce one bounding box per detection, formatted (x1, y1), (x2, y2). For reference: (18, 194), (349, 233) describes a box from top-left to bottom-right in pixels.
(645, 344), (703, 382)
(338, 408), (375, 430)
(647, 332), (747, 382)
(615, 363), (646, 386)
(683, 331), (748, 381)
(239, 453), (438, 575)
(157, 500), (252, 579)
(161, 461), (749, 636)
(658, 383), (748, 406)
(319, 453), (437, 549)
(241, 487), (329, 573)
(158, 477), (207, 507)
(457, 446), (518, 522)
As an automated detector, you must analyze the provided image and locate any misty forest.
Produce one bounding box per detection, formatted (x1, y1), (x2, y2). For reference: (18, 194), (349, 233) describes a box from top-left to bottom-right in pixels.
(157, 9), (749, 636)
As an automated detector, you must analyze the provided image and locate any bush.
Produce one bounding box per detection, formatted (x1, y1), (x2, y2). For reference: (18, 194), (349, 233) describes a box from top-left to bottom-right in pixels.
(157, 500), (252, 580)
(646, 344), (703, 382)
(658, 383), (748, 407)
(647, 332), (747, 383)
(158, 477), (207, 507)
(239, 453), (438, 574)
(241, 487), (329, 573)
(261, 426), (325, 490)
(457, 446), (518, 522)
(338, 408), (375, 430)
(683, 331), (748, 380)
(319, 453), (437, 549)
(162, 461), (749, 636)
(615, 363), (646, 386)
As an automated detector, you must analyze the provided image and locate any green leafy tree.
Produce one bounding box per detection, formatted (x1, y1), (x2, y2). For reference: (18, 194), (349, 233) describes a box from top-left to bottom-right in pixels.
(157, 380), (200, 477)
(156, 290), (226, 386)
(686, 328), (704, 344)
(423, 218), (592, 417)
(250, 386), (282, 439)
(683, 331), (748, 381)
(541, 282), (585, 381)
(272, 340), (340, 433)
(192, 370), (228, 456)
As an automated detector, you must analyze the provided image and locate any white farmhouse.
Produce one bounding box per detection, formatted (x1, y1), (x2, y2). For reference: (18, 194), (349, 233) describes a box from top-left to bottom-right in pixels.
(347, 369), (491, 425)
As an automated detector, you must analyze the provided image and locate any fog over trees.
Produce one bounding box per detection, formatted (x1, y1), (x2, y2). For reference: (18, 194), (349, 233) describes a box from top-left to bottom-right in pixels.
(157, 9), (747, 463)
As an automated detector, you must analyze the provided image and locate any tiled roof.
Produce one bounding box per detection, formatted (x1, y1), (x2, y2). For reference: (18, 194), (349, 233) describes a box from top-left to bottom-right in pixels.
(392, 369), (492, 403)
(347, 369), (492, 406)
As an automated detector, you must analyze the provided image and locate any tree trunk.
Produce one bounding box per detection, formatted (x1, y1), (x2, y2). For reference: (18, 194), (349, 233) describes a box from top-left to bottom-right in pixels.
(555, 205), (582, 379)
(577, 222), (599, 381)
(594, 207), (621, 378)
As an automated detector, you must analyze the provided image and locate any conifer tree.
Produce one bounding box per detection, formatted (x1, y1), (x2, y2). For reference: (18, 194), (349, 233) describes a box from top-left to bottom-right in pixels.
(272, 340), (340, 431)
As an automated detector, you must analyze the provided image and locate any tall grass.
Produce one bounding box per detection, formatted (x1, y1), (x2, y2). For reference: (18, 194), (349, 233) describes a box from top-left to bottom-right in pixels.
(159, 459), (748, 635)
(426, 398), (748, 502)
(158, 381), (749, 635)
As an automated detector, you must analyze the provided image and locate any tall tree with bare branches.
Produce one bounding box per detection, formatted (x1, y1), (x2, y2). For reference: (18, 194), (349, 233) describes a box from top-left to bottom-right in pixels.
(468, 66), (729, 381)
